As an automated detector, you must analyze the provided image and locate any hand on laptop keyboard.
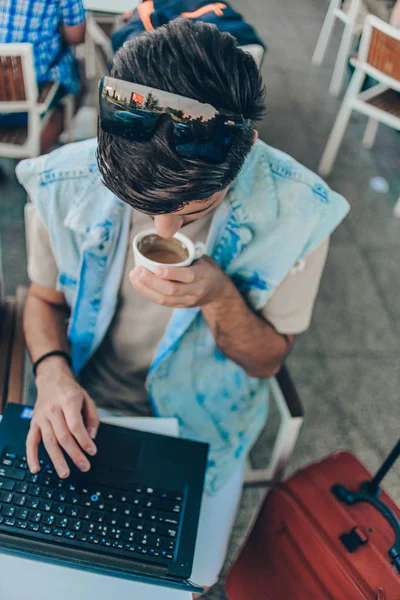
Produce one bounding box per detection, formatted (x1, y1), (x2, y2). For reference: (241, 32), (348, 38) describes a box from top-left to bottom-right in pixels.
(27, 361), (99, 479)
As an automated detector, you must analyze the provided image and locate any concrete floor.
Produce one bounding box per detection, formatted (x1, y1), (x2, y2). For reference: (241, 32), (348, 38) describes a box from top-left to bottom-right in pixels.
(0, 0), (400, 597)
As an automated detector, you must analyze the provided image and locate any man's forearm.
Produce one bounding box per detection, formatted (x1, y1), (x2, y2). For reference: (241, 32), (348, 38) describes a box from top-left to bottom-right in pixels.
(23, 289), (71, 377)
(62, 22), (86, 45)
(202, 281), (293, 378)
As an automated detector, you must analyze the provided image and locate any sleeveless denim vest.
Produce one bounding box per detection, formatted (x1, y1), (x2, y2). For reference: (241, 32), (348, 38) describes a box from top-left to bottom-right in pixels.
(16, 138), (349, 493)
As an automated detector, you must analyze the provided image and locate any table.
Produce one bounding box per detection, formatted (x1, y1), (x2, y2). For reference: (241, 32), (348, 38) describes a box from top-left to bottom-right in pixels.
(0, 417), (192, 600)
(84, 0), (140, 14)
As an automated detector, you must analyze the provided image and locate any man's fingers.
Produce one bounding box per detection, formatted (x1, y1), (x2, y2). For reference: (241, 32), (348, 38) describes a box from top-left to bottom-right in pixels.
(131, 268), (198, 297)
(131, 274), (194, 306)
(64, 402), (97, 456)
(49, 410), (91, 473)
(82, 394), (100, 441)
(40, 420), (70, 479)
(26, 424), (42, 474)
(131, 272), (172, 304)
(154, 264), (199, 283)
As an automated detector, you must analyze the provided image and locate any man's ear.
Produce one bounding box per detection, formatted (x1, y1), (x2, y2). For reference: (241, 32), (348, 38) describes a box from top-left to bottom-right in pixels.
(253, 130), (258, 144)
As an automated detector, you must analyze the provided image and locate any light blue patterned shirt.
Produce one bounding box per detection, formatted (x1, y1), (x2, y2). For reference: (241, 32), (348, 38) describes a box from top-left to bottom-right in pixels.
(0, 0), (85, 94)
(16, 138), (350, 493)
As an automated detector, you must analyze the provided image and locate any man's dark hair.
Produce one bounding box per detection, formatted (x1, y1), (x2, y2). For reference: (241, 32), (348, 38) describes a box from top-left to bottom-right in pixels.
(97, 18), (266, 214)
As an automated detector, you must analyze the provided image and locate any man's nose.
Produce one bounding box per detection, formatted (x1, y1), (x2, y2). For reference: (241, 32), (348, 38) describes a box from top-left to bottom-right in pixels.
(154, 215), (184, 238)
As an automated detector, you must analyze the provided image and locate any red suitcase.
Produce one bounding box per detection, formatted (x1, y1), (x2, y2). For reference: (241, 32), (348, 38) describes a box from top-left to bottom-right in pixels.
(226, 444), (400, 599)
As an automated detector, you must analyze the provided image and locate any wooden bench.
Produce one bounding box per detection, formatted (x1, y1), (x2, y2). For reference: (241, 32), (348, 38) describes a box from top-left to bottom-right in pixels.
(0, 286), (27, 412)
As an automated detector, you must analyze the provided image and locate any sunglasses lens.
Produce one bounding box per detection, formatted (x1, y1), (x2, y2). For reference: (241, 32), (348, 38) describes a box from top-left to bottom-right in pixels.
(173, 121), (242, 162)
(100, 82), (160, 141)
(100, 106), (160, 142)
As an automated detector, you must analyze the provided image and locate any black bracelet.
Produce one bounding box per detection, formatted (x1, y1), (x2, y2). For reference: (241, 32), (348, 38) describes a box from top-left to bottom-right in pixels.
(33, 350), (72, 377)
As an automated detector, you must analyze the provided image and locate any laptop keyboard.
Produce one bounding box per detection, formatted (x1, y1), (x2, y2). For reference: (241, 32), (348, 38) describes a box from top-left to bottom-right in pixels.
(0, 450), (184, 563)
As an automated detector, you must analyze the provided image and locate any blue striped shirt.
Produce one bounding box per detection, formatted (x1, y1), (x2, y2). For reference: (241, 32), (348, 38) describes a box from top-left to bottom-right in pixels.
(0, 0), (85, 94)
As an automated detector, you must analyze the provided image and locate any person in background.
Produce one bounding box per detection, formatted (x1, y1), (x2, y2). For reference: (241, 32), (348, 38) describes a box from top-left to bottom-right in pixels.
(364, 0), (400, 25)
(114, 0), (266, 54)
(16, 20), (349, 595)
(343, 0), (400, 27)
(390, 0), (400, 25)
(0, 0), (86, 100)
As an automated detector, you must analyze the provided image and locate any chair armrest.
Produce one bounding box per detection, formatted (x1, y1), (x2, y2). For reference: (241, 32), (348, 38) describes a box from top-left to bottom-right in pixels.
(38, 82), (61, 114)
(244, 364), (304, 487)
(0, 298), (17, 413)
(238, 44), (265, 69)
(86, 15), (114, 61)
(6, 286), (28, 406)
(350, 58), (400, 92)
(275, 364), (304, 420)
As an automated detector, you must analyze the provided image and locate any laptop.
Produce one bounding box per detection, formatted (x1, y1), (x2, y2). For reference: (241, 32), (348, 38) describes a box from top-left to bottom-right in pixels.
(0, 403), (208, 594)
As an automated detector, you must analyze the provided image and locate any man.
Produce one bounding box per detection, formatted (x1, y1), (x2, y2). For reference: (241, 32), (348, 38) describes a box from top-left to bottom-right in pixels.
(16, 19), (349, 591)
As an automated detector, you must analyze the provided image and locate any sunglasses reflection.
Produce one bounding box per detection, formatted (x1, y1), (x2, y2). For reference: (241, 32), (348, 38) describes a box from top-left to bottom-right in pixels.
(100, 79), (245, 161)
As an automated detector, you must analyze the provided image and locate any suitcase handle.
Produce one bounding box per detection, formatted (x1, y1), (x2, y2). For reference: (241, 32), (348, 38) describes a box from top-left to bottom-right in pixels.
(332, 483), (400, 571)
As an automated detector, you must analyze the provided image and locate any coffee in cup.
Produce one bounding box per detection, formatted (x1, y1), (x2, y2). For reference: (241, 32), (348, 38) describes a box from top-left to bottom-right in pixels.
(133, 228), (206, 274)
(138, 234), (189, 265)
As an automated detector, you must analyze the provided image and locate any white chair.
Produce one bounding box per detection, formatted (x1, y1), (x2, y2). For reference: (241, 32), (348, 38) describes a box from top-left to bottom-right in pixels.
(312, 0), (362, 96)
(84, 14), (115, 80)
(318, 15), (400, 215)
(0, 43), (73, 158)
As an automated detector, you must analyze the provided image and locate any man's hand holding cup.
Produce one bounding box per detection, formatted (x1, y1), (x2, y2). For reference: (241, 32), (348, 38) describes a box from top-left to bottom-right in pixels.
(130, 229), (232, 308)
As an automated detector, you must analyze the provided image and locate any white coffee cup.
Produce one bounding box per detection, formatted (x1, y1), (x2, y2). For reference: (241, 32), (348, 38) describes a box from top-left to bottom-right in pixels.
(133, 228), (206, 274)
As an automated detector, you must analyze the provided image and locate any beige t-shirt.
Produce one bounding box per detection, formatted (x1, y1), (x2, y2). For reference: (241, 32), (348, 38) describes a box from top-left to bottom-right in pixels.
(27, 206), (329, 414)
